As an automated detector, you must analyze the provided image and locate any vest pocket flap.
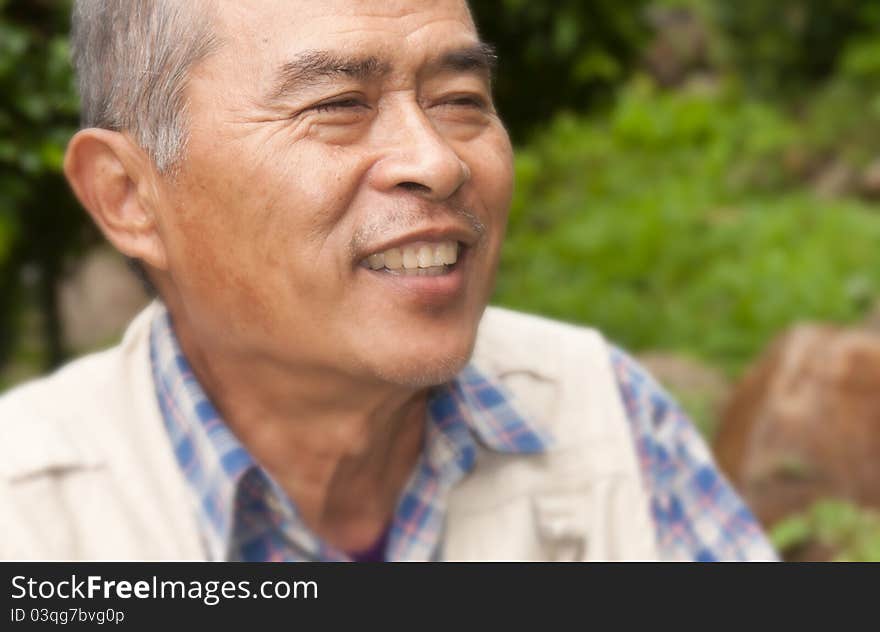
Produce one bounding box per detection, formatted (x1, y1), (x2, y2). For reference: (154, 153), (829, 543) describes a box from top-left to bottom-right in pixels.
(532, 479), (659, 561)
(533, 491), (590, 561)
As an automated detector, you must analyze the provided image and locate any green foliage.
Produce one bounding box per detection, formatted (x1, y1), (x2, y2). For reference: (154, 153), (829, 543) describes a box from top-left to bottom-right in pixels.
(0, 0), (77, 212)
(0, 0), (95, 369)
(840, 36), (880, 80)
(771, 499), (880, 561)
(795, 37), (880, 169)
(494, 77), (880, 374)
(469, 0), (650, 142)
(713, 0), (880, 95)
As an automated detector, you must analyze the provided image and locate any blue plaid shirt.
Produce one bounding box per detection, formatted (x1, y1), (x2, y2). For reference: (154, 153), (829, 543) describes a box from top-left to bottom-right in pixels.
(150, 305), (776, 561)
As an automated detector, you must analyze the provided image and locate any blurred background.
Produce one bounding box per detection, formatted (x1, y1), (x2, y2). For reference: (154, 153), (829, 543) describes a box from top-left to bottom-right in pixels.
(2, 0), (880, 560)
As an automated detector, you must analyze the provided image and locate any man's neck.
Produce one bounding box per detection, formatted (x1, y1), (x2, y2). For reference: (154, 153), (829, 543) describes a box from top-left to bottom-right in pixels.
(168, 307), (429, 553)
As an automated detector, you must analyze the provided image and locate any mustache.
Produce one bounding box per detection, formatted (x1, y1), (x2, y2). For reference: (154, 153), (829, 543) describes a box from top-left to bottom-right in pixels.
(348, 199), (486, 257)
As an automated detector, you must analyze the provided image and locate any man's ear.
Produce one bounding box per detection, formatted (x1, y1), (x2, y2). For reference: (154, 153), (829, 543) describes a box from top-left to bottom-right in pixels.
(63, 128), (169, 271)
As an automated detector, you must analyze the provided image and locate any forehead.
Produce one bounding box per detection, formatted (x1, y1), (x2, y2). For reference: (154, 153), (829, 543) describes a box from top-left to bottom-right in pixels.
(212, 0), (477, 61)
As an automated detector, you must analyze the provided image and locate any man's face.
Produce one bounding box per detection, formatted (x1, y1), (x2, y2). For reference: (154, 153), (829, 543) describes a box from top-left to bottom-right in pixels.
(155, 0), (513, 388)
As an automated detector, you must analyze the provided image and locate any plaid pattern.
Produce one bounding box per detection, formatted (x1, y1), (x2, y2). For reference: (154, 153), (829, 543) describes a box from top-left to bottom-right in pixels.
(610, 347), (777, 561)
(150, 308), (551, 562)
(151, 305), (776, 561)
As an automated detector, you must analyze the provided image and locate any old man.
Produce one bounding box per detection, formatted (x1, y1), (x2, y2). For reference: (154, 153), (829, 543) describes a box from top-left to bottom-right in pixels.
(0, 0), (775, 561)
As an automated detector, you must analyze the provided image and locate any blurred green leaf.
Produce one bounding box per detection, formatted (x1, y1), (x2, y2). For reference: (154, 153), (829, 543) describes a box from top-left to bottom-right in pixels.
(841, 37), (880, 78)
(771, 499), (880, 561)
(770, 515), (812, 552)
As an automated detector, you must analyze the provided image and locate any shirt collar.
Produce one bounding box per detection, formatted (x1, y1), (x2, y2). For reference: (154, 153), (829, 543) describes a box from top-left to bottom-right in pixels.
(150, 306), (257, 560)
(431, 363), (553, 455)
(149, 302), (552, 560)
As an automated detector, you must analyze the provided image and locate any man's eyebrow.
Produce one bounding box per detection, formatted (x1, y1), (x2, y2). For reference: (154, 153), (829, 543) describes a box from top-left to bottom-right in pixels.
(268, 50), (392, 101)
(430, 42), (498, 80)
(266, 42), (498, 103)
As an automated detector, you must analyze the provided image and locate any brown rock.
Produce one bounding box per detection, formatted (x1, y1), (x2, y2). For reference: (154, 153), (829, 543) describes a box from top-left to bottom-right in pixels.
(715, 325), (880, 535)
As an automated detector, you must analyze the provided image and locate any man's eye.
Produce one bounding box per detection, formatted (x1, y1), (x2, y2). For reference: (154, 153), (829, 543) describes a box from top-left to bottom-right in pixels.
(311, 98), (368, 113)
(443, 95), (488, 109)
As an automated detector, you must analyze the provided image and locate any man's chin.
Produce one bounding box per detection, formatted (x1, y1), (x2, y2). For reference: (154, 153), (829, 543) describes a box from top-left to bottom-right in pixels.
(366, 348), (474, 390)
(348, 310), (484, 389)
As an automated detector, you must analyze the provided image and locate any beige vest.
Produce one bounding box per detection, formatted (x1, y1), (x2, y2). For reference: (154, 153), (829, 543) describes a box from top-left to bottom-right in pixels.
(0, 303), (658, 561)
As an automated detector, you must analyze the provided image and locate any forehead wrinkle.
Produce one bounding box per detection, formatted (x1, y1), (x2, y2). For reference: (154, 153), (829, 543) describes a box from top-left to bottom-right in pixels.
(267, 50), (392, 102)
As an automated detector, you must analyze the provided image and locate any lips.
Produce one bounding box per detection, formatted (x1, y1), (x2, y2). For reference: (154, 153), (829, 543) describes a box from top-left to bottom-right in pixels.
(355, 228), (474, 303)
(355, 220), (479, 276)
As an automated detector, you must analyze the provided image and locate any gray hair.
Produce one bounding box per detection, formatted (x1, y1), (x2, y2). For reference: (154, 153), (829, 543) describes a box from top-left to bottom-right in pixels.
(70, 0), (219, 173)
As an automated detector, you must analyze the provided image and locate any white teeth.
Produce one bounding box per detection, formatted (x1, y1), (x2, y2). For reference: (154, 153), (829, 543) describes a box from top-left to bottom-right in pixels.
(402, 248), (419, 269)
(439, 242), (458, 265)
(363, 240), (460, 273)
(417, 245), (433, 268)
(384, 248), (402, 269)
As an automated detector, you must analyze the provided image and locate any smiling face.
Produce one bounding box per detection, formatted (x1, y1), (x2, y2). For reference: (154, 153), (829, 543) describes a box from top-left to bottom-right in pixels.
(152, 0), (514, 389)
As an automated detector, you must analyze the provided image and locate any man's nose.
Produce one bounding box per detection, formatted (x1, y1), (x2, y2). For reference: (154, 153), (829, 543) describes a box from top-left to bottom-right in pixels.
(368, 103), (471, 201)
